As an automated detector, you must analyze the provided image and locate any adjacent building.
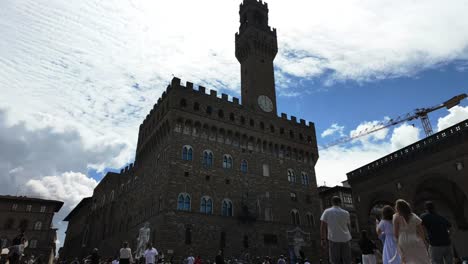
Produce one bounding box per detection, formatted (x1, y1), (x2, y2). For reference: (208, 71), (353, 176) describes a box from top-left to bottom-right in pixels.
(62, 0), (320, 262)
(347, 119), (468, 258)
(318, 184), (360, 257)
(0, 195), (63, 264)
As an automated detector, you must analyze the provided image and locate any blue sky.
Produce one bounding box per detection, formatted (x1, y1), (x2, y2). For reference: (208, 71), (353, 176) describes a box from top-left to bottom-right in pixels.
(1, 0), (468, 249)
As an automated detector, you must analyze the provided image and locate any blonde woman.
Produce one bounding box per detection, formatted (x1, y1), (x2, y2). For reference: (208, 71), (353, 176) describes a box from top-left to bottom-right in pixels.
(393, 199), (429, 263)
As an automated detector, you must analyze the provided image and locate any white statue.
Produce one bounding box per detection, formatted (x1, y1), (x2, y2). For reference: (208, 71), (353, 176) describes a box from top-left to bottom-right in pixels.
(292, 230), (305, 258)
(136, 222), (151, 258)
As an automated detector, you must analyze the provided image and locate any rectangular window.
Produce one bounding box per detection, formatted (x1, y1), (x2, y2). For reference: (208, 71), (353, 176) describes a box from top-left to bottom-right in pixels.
(263, 234), (278, 245)
(264, 208), (273, 221)
(26, 205), (32, 212)
(29, 240), (37, 248)
(40, 206), (46, 213)
(262, 164), (270, 177)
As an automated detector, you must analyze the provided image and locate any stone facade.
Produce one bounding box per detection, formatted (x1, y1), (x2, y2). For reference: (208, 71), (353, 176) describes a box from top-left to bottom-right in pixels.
(0, 195), (63, 264)
(347, 119), (468, 258)
(62, 0), (321, 262)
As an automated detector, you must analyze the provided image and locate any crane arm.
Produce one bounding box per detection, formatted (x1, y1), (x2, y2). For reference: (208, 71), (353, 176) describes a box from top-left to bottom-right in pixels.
(320, 93), (467, 149)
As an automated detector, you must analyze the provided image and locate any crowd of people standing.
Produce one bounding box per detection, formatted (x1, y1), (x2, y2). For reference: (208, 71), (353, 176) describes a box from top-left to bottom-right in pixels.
(320, 196), (457, 264)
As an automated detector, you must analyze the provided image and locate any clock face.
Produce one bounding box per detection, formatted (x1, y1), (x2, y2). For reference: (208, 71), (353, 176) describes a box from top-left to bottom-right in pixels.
(257, 95), (273, 112)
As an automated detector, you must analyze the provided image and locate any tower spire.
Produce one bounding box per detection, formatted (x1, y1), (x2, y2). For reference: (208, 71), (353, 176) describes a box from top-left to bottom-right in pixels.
(235, 0), (278, 114)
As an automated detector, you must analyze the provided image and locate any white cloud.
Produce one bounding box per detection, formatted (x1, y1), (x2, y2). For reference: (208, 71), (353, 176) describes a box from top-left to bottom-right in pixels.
(24, 172), (97, 211)
(321, 123), (345, 138)
(436, 105), (468, 131)
(0, 0), (467, 155)
(316, 122), (421, 186)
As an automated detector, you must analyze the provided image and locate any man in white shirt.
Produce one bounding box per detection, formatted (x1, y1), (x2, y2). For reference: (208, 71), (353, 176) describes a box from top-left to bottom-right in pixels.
(144, 243), (158, 264)
(320, 196), (352, 264)
(186, 254), (195, 264)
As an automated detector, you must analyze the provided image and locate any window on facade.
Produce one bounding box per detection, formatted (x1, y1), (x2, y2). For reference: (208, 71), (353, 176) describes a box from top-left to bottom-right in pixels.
(29, 240), (37, 249)
(11, 204), (17, 211)
(34, 221), (42, 231)
(263, 234), (278, 245)
(26, 205), (32, 212)
(287, 169), (296, 183)
(182, 145), (193, 161)
(290, 210), (300, 226)
(203, 150), (214, 168)
(0, 238), (7, 248)
(243, 235), (249, 249)
(200, 196), (213, 214)
(185, 227), (192, 245)
(280, 128), (285, 135)
(262, 164), (270, 177)
(222, 199), (233, 216)
(240, 160), (248, 173)
(193, 102), (200, 111)
(40, 206), (46, 213)
(206, 106), (212, 114)
(301, 172), (310, 186)
(306, 213), (315, 227)
(110, 191), (115, 202)
(180, 99), (187, 107)
(290, 192), (297, 201)
(223, 155), (233, 169)
(264, 208), (273, 221)
(220, 232), (226, 249)
(177, 193), (191, 211)
(229, 113), (235, 121)
(218, 110), (224, 118)
(260, 122), (265, 130)
(343, 194), (353, 206)
(249, 119), (254, 127)
(240, 116), (246, 125)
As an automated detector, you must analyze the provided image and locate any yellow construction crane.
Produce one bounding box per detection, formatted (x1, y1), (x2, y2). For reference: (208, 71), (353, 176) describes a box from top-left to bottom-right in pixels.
(321, 93), (468, 149)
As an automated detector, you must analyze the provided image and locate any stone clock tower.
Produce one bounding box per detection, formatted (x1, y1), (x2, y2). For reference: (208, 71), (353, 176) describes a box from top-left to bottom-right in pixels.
(235, 0), (278, 114)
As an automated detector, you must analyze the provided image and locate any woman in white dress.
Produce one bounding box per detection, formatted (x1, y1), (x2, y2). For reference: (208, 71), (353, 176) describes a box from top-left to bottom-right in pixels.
(376, 205), (401, 264)
(393, 199), (430, 264)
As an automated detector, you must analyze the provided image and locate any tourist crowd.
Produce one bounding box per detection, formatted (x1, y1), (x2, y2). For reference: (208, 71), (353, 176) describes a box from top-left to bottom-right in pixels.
(0, 197), (463, 264)
(321, 196), (457, 264)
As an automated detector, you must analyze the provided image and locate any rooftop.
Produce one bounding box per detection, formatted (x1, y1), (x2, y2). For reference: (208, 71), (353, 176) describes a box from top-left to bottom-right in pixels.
(0, 195), (64, 212)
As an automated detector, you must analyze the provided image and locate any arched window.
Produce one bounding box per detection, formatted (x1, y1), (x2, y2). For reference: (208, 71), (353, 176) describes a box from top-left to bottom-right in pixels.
(249, 119), (255, 127)
(218, 110), (224, 118)
(200, 196), (213, 214)
(203, 150), (213, 168)
(229, 113), (235, 121)
(34, 221), (42, 230)
(301, 172), (310, 185)
(223, 154), (233, 169)
(240, 116), (246, 125)
(222, 199), (233, 216)
(182, 145), (193, 161)
(290, 210), (300, 226)
(193, 102), (200, 111)
(180, 98), (187, 107)
(287, 169), (296, 183)
(206, 106), (212, 115)
(240, 160), (248, 173)
(260, 122), (265, 130)
(177, 193), (191, 211)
